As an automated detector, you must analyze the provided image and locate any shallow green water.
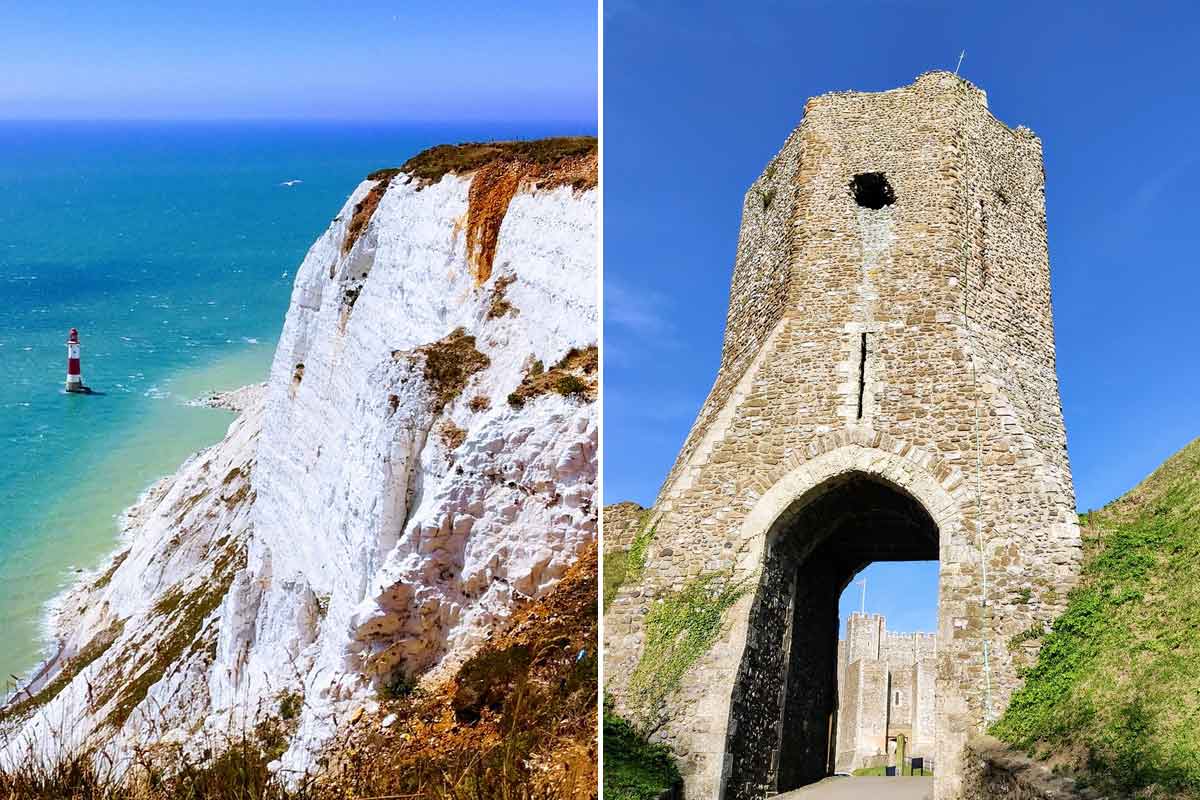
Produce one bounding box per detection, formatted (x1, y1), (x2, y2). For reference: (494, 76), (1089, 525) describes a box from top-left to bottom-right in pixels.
(1, 345), (272, 686)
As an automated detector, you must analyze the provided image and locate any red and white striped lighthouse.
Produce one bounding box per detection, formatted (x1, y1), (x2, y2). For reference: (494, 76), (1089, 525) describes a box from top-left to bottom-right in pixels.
(65, 328), (85, 393)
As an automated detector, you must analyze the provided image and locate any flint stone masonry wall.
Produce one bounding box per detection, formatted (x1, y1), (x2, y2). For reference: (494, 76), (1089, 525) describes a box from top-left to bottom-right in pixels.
(603, 72), (1081, 800)
(659, 129), (806, 494)
(604, 501), (649, 551)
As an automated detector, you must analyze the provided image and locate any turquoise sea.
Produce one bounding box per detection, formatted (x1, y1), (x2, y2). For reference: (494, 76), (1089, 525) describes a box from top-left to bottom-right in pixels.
(0, 120), (586, 687)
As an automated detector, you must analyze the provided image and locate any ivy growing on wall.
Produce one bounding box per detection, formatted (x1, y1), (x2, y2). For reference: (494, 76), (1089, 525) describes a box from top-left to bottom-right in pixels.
(603, 515), (657, 611)
(628, 571), (748, 727)
(626, 517), (657, 580)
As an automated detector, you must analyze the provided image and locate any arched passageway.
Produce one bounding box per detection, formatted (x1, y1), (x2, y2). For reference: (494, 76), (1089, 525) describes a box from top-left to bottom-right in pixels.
(723, 472), (939, 798)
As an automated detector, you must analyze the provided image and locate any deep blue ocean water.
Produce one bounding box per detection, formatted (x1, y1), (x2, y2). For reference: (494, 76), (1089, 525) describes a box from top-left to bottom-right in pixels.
(0, 120), (588, 686)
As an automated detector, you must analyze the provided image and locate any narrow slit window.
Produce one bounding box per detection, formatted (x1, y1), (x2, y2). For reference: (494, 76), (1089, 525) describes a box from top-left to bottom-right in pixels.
(856, 333), (868, 420)
(979, 199), (989, 285)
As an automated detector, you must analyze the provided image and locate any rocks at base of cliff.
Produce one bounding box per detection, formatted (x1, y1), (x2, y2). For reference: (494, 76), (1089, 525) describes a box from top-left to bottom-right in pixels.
(190, 383), (267, 413)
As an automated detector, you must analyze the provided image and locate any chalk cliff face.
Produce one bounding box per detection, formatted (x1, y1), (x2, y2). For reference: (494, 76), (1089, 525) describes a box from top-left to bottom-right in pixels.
(0, 141), (598, 777)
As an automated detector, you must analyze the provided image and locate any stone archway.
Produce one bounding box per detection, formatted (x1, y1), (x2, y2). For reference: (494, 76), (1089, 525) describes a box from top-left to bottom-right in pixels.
(725, 470), (940, 795)
(714, 442), (969, 800)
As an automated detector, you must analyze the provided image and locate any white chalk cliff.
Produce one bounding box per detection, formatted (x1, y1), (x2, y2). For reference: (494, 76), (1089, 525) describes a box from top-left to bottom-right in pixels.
(0, 145), (598, 778)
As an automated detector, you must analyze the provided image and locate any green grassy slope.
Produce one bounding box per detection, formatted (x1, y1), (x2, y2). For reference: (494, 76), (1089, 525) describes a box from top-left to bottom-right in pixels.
(992, 437), (1200, 797)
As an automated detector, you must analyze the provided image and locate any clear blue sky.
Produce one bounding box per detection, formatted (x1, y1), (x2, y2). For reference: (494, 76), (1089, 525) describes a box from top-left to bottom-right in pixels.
(603, 1), (1200, 633)
(0, 1), (597, 121)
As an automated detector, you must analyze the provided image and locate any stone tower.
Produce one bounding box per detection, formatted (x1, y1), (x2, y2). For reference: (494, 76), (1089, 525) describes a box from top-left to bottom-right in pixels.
(604, 72), (1081, 800)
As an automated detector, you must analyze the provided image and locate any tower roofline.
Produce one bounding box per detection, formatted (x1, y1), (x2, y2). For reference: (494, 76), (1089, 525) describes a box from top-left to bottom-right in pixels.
(800, 71), (1041, 146)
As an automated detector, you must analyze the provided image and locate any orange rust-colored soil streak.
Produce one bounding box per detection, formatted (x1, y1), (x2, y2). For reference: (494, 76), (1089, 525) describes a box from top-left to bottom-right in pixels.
(322, 543), (599, 800)
(487, 273), (519, 319)
(358, 137), (598, 285)
(465, 151), (598, 285)
(465, 159), (525, 284)
(341, 177), (391, 256)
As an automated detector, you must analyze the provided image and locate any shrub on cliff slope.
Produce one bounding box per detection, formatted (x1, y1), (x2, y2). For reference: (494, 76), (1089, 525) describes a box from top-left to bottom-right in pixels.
(320, 541), (599, 800)
(991, 437), (1200, 797)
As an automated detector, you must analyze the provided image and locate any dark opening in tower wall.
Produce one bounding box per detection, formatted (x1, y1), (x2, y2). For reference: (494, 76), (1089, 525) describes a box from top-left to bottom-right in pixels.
(851, 172), (895, 209)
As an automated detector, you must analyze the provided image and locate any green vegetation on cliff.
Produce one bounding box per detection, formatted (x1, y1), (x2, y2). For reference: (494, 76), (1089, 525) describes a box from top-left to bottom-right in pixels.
(992, 437), (1200, 797)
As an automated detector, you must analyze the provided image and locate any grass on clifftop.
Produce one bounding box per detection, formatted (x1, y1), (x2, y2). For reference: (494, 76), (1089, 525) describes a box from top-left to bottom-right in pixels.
(991, 436), (1200, 798)
(393, 137), (597, 186)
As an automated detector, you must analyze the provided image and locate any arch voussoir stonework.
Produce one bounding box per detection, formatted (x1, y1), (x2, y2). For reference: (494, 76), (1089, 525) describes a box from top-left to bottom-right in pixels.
(728, 438), (966, 579)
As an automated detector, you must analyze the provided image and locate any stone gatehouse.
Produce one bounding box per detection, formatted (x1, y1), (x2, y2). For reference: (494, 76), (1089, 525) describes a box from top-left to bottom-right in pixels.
(604, 72), (1081, 800)
(835, 613), (936, 773)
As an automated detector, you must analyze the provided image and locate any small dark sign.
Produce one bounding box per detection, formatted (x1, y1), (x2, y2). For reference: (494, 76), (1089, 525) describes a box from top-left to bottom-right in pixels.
(885, 766), (897, 776)
(911, 757), (924, 775)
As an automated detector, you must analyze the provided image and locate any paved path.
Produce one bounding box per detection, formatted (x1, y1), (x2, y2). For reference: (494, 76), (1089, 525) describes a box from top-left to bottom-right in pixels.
(775, 776), (933, 799)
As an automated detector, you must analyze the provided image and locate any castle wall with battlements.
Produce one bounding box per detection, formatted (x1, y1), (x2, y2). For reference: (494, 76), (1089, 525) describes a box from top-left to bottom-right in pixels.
(834, 613), (937, 773)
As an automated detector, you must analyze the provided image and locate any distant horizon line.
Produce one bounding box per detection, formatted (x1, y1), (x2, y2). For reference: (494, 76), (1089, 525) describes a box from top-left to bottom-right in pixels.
(0, 117), (598, 128)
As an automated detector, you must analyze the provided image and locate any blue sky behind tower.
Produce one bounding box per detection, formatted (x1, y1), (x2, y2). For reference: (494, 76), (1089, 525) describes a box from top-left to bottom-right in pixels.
(0, 1), (597, 122)
(604, 0), (1200, 633)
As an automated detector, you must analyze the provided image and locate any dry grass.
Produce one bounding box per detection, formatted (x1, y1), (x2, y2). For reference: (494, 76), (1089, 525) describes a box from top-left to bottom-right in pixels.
(0, 545), (599, 800)
(487, 274), (519, 319)
(410, 328), (491, 414)
(396, 137), (597, 187)
(440, 421), (467, 452)
(322, 543), (598, 800)
(0, 710), (303, 800)
(507, 346), (598, 408)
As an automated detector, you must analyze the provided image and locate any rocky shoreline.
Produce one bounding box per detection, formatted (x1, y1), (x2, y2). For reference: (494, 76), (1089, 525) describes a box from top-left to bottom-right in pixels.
(188, 382), (267, 414)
